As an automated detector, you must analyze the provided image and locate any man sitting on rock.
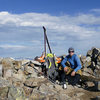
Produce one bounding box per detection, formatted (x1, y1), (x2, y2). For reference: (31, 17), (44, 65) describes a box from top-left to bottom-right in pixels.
(61, 47), (82, 89)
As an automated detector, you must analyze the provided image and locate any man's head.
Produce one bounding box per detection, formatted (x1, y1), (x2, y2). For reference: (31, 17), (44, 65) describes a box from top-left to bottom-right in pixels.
(68, 47), (74, 56)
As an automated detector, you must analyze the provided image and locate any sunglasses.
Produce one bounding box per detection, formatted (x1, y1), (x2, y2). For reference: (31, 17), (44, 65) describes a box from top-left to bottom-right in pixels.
(69, 51), (74, 53)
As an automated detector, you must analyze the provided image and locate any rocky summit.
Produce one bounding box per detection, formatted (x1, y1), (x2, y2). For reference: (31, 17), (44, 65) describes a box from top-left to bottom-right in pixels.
(0, 47), (100, 100)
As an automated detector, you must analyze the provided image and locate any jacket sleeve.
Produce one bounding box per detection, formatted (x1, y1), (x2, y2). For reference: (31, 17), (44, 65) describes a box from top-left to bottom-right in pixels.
(74, 55), (82, 72)
(61, 56), (68, 68)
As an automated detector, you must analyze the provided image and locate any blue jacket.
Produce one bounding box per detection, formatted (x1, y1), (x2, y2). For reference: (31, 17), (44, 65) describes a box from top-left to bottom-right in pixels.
(61, 54), (82, 72)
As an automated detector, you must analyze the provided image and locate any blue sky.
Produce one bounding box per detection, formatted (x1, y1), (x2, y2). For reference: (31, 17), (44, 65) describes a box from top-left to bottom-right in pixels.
(0, 0), (100, 58)
(0, 0), (100, 15)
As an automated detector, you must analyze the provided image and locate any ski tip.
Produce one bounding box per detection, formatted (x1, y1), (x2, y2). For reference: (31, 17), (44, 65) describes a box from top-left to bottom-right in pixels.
(43, 26), (46, 30)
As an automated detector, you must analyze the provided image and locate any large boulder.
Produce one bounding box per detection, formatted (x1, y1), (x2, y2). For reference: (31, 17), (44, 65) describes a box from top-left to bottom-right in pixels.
(82, 67), (94, 77)
(80, 55), (86, 68)
(87, 47), (100, 61)
(24, 77), (47, 88)
(12, 69), (26, 82)
(4, 69), (13, 79)
(24, 65), (34, 74)
(82, 47), (100, 84)
(1, 58), (14, 78)
(23, 78), (47, 98)
(39, 83), (57, 96)
(12, 60), (22, 70)
(29, 91), (45, 100)
(24, 62), (39, 78)
(83, 57), (91, 68)
(1, 58), (14, 68)
(0, 78), (10, 100)
(8, 86), (26, 100)
(23, 85), (33, 97)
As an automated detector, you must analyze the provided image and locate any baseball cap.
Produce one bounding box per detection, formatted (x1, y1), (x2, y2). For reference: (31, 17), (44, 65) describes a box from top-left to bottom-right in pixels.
(68, 47), (74, 53)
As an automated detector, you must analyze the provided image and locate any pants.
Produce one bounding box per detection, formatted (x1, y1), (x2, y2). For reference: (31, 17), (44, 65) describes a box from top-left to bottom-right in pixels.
(59, 62), (82, 85)
(61, 72), (81, 86)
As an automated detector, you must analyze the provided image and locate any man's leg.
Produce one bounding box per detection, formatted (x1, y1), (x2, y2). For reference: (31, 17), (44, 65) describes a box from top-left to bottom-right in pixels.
(66, 74), (80, 85)
(71, 74), (81, 86)
(61, 72), (66, 84)
(61, 72), (67, 89)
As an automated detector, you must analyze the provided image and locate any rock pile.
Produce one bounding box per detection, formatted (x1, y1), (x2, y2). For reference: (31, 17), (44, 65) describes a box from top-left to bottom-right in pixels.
(80, 47), (100, 90)
(80, 47), (100, 78)
(0, 47), (100, 100)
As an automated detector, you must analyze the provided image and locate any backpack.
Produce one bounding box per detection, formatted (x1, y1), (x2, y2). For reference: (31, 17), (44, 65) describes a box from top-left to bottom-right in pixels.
(45, 53), (58, 82)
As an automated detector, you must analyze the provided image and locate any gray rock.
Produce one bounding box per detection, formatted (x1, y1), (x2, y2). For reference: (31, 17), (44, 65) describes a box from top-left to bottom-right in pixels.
(39, 84), (47, 95)
(30, 71), (38, 78)
(23, 85), (33, 97)
(24, 65), (34, 74)
(95, 65), (100, 70)
(92, 47), (100, 60)
(31, 60), (41, 66)
(4, 69), (13, 79)
(80, 55), (86, 63)
(90, 61), (96, 71)
(75, 92), (85, 97)
(24, 77), (46, 88)
(82, 67), (94, 76)
(54, 84), (63, 91)
(39, 84), (57, 96)
(0, 78), (10, 99)
(86, 56), (91, 62)
(12, 69), (26, 82)
(12, 60), (22, 70)
(59, 93), (71, 100)
(97, 81), (100, 91)
(2, 58), (14, 78)
(87, 49), (92, 57)
(83, 60), (91, 68)
(8, 86), (26, 100)
(94, 69), (100, 78)
(81, 56), (91, 68)
(80, 55), (86, 68)
(97, 54), (100, 66)
(29, 91), (45, 100)
(0, 77), (10, 87)
(24, 64), (39, 78)
(85, 81), (95, 87)
(21, 59), (30, 65)
(1, 58), (14, 68)
(67, 85), (74, 90)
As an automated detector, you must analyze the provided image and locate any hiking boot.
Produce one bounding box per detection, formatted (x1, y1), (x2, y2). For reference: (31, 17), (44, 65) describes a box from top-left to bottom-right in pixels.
(63, 83), (67, 89)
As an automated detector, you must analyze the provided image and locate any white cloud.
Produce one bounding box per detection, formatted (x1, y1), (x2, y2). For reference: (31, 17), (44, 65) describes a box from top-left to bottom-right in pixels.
(0, 11), (97, 39)
(0, 44), (27, 49)
(0, 11), (100, 57)
(90, 9), (100, 13)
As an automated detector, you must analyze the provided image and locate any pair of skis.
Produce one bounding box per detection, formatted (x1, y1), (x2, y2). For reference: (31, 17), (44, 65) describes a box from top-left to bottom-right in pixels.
(43, 26), (52, 56)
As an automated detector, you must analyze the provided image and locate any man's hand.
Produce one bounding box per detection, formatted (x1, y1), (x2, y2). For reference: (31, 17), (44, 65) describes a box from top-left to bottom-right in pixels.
(71, 71), (76, 76)
(64, 67), (68, 72)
